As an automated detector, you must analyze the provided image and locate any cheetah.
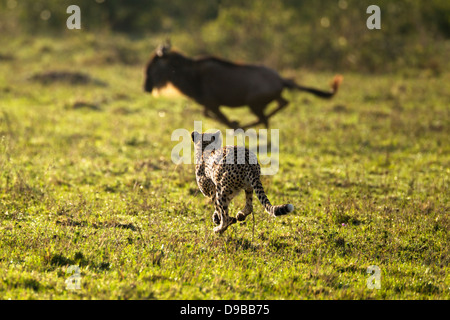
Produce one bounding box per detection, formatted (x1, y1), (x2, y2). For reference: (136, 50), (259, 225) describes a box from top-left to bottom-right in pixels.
(191, 130), (294, 234)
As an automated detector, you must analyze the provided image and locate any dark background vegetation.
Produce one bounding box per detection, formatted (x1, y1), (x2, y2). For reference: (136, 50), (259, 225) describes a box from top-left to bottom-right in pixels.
(1, 0), (449, 73)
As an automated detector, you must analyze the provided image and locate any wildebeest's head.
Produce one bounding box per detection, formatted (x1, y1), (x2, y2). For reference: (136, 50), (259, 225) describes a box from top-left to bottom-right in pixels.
(144, 41), (172, 93)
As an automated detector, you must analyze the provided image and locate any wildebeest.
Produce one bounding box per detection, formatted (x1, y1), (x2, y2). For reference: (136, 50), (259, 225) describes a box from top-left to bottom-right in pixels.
(144, 42), (343, 129)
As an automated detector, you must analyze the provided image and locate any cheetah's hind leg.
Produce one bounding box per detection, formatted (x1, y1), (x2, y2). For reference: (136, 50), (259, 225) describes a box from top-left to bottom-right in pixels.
(236, 189), (253, 222)
(212, 211), (220, 225)
(213, 188), (237, 234)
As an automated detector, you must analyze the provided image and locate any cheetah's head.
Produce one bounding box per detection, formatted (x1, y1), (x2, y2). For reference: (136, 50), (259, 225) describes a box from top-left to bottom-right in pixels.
(191, 130), (222, 157)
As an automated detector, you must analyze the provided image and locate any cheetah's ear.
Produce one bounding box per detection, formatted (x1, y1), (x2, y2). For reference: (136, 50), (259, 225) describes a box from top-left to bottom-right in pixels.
(191, 131), (199, 142)
(214, 130), (221, 139)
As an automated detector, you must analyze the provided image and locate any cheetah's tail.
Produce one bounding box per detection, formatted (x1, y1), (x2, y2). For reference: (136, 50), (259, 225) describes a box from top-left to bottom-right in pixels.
(268, 203), (295, 216)
(252, 179), (294, 217)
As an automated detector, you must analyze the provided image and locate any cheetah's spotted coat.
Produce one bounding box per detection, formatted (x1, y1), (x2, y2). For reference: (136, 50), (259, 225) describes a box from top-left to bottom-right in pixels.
(192, 131), (294, 234)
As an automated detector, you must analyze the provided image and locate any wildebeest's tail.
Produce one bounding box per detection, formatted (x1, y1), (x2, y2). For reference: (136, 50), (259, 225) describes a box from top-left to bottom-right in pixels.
(251, 178), (294, 217)
(283, 75), (343, 98)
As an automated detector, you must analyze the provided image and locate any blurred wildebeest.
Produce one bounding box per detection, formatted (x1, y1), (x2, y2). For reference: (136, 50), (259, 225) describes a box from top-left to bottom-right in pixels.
(144, 42), (342, 129)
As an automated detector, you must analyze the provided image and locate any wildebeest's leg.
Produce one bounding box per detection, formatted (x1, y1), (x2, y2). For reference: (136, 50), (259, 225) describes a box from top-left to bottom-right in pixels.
(203, 107), (215, 119)
(249, 104), (270, 128)
(203, 108), (222, 123)
(265, 97), (289, 120)
(241, 97), (289, 129)
(239, 104), (269, 130)
(236, 189), (253, 222)
(207, 105), (240, 129)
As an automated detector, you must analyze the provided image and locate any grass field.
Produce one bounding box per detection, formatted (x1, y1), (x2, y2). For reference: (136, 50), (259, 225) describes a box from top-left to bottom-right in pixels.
(0, 33), (449, 300)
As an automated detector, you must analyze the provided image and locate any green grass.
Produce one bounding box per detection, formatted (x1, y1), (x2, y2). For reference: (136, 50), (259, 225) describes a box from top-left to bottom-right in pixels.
(0, 33), (449, 299)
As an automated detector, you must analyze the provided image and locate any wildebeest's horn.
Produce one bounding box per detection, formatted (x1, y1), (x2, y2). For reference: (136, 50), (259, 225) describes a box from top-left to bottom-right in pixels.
(164, 38), (172, 50)
(156, 39), (172, 57)
(156, 45), (164, 57)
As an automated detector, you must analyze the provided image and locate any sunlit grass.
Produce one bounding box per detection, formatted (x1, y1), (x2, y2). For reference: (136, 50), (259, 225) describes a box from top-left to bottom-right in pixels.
(0, 34), (449, 299)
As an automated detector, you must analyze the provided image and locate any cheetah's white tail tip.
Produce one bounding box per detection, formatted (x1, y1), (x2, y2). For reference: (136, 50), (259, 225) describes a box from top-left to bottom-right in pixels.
(271, 203), (295, 216)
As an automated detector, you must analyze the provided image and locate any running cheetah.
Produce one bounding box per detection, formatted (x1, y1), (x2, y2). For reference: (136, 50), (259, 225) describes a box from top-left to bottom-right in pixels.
(191, 130), (294, 234)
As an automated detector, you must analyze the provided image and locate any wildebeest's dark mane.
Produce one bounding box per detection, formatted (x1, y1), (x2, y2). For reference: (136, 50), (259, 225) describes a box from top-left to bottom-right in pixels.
(167, 50), (252, 68)
(195, 56), (245, 67)
(196, 56), (252, 67)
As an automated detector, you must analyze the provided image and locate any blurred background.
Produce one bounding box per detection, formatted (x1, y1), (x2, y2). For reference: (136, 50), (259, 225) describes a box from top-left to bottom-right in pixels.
(1, 0), (449, 74)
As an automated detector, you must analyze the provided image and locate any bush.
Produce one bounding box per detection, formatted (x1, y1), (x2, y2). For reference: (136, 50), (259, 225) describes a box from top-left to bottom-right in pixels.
(0, 0), (448, 72)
